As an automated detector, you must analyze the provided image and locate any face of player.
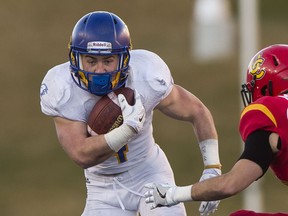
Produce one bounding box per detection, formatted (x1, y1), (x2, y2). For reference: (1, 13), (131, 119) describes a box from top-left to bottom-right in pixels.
(81, 54), (119, 73)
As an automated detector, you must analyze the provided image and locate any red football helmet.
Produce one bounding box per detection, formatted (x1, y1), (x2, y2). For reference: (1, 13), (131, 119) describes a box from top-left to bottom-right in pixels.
(241, 44), (288, 106)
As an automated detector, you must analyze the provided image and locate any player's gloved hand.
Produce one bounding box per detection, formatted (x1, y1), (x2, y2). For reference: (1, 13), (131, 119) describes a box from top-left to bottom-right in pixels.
(118, 89), (145, 133)
(198, 168), (221, 215)
(104, 90), (145, 152)
(144, 183), (192, 209)
(144, 183), (179, 209)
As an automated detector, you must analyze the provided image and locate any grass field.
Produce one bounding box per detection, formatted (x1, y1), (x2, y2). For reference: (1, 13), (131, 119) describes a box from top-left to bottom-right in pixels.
(1, 0), (287, 215)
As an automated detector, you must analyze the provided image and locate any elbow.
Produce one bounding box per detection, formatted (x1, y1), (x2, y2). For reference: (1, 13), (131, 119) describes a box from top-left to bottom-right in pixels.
(75, 160), (92, 169)
(73, 155), (95, 169)
(71, 149), (112, 169)
(70, 150), (98, 169)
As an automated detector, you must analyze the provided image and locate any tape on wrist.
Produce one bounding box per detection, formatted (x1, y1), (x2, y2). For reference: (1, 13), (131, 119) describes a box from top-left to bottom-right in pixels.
(174, 185), (193, 202)
(104, 124), (135, 152)
(199, 139), (221, 167)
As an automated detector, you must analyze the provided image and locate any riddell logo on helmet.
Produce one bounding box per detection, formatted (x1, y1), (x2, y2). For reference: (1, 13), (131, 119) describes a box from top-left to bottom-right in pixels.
(249, 54), (266, 79)
(87, 41), (112, 52)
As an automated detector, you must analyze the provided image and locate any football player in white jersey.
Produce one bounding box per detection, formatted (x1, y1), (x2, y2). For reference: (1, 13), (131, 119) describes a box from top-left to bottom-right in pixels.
(40, 11), (221, 216)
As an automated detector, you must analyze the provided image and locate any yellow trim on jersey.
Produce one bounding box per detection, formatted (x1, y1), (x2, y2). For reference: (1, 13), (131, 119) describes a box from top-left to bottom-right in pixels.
(241, 104), (277, 127)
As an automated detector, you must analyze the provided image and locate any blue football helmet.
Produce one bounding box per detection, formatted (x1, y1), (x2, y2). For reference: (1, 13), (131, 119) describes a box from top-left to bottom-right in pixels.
(69, 11), (132, 96)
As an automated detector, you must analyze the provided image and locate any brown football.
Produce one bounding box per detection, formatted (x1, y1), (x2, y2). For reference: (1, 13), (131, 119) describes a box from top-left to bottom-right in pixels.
(87, 87), (135, 135)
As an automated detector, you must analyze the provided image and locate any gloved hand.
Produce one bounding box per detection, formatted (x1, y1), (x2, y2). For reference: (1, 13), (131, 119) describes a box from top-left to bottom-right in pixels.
(144, 183), (192, 209)
(104, 89), (145, 152)
(198, 168), (221, 215)
(144, 183), (179, 209)
(118, 89), (145, 133)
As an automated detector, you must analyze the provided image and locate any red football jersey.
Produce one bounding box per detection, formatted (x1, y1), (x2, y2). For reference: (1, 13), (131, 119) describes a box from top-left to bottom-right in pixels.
(239, 94), (288, 185)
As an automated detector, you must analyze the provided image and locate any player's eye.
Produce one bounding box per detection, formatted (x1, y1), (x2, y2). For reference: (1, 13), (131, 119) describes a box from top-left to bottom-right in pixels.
(104, 60), (113, 65)
(89, 60), (96, 64)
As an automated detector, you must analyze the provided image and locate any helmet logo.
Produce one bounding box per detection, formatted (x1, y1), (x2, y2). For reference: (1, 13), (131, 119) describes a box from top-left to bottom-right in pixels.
(40, 83), (48, 97)
(87, 41), (112, 53)
(249, 54), (266, 79)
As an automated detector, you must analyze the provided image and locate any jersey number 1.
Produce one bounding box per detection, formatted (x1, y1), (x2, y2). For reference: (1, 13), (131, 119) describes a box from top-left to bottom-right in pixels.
(115, 144), (128, 163)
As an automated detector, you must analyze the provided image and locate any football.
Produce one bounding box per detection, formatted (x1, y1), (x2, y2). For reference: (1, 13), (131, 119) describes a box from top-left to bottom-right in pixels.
(87, 87), (135, 135)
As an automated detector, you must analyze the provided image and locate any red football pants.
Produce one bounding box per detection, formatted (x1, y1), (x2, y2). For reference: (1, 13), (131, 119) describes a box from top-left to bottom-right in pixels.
(230, 210), (288, 216)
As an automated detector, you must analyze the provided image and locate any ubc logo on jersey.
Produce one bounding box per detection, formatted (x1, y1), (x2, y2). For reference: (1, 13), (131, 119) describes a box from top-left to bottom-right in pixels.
(87, 41), (112, 53)
(249, 54), (266, 80)
(40, 83), (48, 97)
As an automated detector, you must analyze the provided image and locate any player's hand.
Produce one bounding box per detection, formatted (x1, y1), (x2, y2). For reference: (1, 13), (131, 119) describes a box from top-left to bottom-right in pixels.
(144, 183), (179, 209)
(199, 168), (221, 215)
(118, 89), (145, 133)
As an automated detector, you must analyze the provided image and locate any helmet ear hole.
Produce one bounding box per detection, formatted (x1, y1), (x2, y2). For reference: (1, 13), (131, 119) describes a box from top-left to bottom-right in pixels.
(261, 85), (268, 96)
(273, 56), (279, 66)
(260, 81), (273, 97)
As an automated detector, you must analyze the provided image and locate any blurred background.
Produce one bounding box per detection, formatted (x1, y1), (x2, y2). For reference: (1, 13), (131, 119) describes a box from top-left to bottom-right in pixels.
(1, 0), (287, 215)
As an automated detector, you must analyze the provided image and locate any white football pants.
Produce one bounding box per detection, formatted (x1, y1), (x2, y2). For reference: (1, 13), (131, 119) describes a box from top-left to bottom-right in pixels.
(81, 144), (186, 216)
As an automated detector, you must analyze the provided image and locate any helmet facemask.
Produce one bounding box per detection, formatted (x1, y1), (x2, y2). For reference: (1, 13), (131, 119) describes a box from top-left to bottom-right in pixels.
(69, 48), (130, 96)
(241, 76), (256, 107)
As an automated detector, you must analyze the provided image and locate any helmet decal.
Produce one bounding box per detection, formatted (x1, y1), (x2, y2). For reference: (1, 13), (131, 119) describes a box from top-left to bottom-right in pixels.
(249, 54), (266, 80)
(87, 41), (112, 53)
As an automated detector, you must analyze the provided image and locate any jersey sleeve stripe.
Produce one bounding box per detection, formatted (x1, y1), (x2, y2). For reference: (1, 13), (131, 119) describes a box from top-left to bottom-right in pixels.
(240, 104), (277, 127)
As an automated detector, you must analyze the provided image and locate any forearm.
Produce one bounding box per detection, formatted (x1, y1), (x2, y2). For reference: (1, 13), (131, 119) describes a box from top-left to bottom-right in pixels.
(192, 104), (218, 142)
(83, 135), (116, 166)
(193, 160), (262, 201)
(60, 131), (115, 169)
(54, 117), (115, 168)
(73, 124), (135, 168)
(192, 175), (231, 201)
(190, 104), (221, 168)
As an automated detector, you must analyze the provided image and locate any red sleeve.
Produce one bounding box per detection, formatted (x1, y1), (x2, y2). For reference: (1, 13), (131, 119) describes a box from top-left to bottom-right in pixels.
(239, 102), (278, 141)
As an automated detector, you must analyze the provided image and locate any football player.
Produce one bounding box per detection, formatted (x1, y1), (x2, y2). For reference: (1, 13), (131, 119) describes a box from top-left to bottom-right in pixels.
(40, 11), (221, 216)
(145, 44), (288, 216)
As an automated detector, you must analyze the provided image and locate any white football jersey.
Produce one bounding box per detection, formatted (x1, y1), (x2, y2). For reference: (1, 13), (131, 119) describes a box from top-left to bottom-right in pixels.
(40, 49), (174, 174)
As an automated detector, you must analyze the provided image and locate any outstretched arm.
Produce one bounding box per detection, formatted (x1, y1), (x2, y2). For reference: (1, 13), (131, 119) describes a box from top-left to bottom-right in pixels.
(144, 159), (262, 206)
(145, 130), (279, 207)
(192, 159), (262, 201)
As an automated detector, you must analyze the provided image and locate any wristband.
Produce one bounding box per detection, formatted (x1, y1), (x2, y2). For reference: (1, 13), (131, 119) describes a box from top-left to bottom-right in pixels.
(204, 164), (222, 169)
(199, 139), (221, 167)
(173, 185), (193, 202)
(104, 124), (135, 152)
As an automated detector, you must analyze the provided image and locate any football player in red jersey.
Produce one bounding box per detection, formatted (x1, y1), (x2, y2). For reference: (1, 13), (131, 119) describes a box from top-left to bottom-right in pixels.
(145, 44), (288, 215)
